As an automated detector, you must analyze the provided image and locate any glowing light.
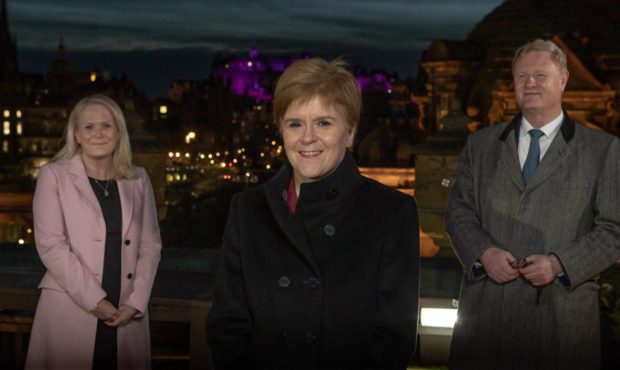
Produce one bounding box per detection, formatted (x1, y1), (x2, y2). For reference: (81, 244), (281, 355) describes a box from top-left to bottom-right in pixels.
(185, 131), (196, 144)
(16, 123), (22, 135)
(90, 72), (97, 82)
(260, 152), (265, 158)
(27, 228), (32, 234)
(233, 158), (238, 163)
(210, 160), (215, 164)
(16, 110), (22, 118)
(199, 154), (205, 159)
(175, 152), (181, 158)
(271, 140), (276, 146)
(185, 153), (190, 158)
(266, 164), (271, 170)
(208, 154), (213, 159)
(168, 152), (174, 158)
(245, 172), (251, 177)
(221, 162), (226, 168)
(159, 105), (168, 114)
(420, 308), (457, 328)
(3, 110), (9, 118)
(18, 239), (25, 245)
(216, 152), (221, 157)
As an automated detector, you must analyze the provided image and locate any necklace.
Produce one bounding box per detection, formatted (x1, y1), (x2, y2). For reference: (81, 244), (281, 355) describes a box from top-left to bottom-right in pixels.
(93, 179), (111, 197)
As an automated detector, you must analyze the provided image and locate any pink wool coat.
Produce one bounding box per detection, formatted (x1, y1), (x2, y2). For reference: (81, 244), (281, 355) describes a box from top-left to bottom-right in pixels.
(26, 155), (162, 370)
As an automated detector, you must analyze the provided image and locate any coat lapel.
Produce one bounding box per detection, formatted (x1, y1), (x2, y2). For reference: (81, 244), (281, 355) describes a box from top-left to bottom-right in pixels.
(68, 155), (102, 216)
(524, 114), (576, 192)
(117, 177), (135, 239)
(524, 134), (571, 191)
(264, 166), (321, 275)
(497, 115), (525, 191)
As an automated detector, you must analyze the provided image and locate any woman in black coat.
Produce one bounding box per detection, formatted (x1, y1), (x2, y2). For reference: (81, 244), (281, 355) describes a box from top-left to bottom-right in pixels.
(207, 58), (420, 370)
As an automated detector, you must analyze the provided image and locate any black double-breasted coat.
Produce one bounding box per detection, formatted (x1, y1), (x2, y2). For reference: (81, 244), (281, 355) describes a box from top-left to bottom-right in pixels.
(207, 154), (420, 369)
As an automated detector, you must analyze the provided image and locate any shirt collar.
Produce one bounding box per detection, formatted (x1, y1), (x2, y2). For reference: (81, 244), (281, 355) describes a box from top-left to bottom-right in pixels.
(520, 111), (564, 139)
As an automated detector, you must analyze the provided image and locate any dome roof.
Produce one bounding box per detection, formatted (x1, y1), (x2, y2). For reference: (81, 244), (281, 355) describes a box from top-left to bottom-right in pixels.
(467, 0), (620, 73)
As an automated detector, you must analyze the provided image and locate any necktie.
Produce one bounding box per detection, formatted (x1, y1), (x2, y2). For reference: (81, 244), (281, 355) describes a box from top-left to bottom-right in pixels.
(522, 129), (544, 185)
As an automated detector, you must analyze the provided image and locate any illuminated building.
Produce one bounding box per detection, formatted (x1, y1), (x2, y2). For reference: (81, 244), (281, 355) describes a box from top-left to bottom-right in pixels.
(414, 0), (620, 137)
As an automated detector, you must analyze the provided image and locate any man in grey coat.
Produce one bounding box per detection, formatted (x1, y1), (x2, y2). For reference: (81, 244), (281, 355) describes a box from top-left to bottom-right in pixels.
(446, 39), (620, 370)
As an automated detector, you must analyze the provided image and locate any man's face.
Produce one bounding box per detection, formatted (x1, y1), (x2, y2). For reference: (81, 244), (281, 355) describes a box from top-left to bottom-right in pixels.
(513, 51), (568, 118)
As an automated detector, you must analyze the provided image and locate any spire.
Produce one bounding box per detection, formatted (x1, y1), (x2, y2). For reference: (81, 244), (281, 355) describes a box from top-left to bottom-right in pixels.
(57, 37), (66, 59)
(1, 0), (8, 31)
(0, 0), (18, 82)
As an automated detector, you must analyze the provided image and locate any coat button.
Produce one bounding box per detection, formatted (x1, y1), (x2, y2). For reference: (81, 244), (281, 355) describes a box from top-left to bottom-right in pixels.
(278, 276), (291, 288)
(302, 332), (316, 345)
(124, 239), (131, 246)
(326, 189), (338, 199)
(324, 224), (336, 236)
(275, 333), (288, 343)
(281, 190), (288, 201)
(127, 273), (133, 279)
(305, 277), (320, 289)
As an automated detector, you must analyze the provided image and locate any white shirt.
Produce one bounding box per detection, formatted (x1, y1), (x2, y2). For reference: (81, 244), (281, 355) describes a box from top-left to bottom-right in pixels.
(518, 112), (564, 169)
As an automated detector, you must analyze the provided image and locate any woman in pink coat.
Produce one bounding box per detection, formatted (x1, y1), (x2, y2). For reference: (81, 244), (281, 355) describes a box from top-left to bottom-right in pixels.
(25, 94), (162, 370)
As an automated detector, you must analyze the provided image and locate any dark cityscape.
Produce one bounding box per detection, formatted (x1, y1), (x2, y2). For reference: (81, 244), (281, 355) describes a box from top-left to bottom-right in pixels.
(1, 0), (619, 369)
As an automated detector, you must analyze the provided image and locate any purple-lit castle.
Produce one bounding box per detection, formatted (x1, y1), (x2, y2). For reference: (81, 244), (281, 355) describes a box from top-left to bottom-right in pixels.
(210, 47), (393, 102)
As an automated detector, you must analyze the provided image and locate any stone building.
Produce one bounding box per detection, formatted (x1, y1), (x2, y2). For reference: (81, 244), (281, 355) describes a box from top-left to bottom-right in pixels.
(414, 0), (620, 136)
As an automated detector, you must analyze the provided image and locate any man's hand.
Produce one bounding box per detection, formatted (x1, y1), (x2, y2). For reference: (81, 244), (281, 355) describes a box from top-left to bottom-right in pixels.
(105, 305), (139, 327)
(480, 246), (520, 284)
(520, 254), (563, 286)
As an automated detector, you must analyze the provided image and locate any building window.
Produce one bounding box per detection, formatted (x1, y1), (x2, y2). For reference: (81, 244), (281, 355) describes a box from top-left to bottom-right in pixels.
(16, 122), (23, 135)
(2, 140), (8, 153)
(3, 121), (9, 135)
(2, 110), (9, 118)
(16, 110), (22, 118)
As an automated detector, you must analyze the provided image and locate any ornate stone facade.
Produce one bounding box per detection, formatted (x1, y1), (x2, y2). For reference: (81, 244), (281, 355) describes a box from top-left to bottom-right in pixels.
(414, 0), (620, 136)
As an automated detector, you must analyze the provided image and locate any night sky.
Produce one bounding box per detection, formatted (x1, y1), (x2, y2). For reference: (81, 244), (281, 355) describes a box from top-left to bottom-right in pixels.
(7, 0), (504, 98)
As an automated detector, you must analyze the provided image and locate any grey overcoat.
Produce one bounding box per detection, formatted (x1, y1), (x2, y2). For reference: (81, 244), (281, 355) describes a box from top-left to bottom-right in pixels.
(445, 113), (620, 370)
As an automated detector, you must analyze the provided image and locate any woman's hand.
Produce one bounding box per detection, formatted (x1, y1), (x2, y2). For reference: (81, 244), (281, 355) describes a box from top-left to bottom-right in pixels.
(90, 299), (118, 321)
(105, 305), (139, 327)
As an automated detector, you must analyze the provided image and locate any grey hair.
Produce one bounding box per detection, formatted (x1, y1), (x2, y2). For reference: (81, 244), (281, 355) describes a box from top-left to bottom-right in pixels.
(512, 39), (567, 73)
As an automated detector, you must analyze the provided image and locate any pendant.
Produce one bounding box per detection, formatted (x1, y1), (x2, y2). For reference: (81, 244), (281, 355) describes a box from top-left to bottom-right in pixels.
(104, 190), (109, 197)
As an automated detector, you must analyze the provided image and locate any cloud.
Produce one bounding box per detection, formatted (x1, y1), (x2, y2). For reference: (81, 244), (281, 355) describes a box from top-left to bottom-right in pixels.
(8, 0), (503, 52)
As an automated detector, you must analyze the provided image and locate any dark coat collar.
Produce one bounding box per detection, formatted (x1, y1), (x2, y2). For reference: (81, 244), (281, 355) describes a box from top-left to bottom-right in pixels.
(264, 152), (363, 211)
(499, 111), (576, 143)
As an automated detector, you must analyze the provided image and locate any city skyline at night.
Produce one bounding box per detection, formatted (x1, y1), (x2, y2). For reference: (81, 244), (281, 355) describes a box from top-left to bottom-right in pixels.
(8, 0), (504, 97)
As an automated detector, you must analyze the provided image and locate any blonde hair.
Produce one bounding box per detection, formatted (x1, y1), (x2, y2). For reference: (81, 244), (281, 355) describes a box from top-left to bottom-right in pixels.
(512, 39), (568, 73)
(53, 94), (136, 179)
(273, 58), (361, 131)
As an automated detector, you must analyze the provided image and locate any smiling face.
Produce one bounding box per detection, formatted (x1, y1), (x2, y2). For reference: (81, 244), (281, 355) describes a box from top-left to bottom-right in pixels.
(75, 103), (120, 162)
(513, 50), (568, 126)
(281, 95), (355, 186)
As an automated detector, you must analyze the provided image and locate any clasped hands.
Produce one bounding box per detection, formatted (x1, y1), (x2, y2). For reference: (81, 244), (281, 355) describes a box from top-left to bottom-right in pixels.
(480, 246), (563, 285)
(90, 299), (138, 327)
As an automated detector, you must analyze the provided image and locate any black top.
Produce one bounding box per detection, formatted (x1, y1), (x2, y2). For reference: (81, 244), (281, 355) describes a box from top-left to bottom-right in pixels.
(88, 177), (122, 370)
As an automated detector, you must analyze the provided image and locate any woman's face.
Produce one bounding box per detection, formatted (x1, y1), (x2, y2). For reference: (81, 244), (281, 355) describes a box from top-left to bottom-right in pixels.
(281, 95), (355, 186)
(75, 103), (120, 162)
